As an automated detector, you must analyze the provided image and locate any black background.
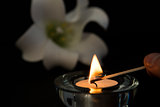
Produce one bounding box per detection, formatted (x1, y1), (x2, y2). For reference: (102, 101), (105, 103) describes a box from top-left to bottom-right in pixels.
(3, 0), (160, 107)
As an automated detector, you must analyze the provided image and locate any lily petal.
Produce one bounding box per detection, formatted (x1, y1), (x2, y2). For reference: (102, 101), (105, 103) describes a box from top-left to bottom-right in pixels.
(66, 0), (89, 22)
(43, 40), (79, 70)
(76, 7), (109, 29)
(16, 24), (47, 62)
(31, 0), (65, 23)
(72, 33), (108, 65)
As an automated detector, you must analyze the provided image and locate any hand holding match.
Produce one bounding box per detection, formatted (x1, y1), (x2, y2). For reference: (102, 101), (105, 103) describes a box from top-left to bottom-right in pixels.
(144, 53), (160, 78)
(102, 53), (160, 80)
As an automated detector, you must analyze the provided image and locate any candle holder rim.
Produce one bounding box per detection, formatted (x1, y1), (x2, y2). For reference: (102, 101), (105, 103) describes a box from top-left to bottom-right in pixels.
(54, 70), (139, 94)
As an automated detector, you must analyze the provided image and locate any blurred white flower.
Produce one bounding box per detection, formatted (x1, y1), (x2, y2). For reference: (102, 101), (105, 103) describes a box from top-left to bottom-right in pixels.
(16, 0), (109, 70)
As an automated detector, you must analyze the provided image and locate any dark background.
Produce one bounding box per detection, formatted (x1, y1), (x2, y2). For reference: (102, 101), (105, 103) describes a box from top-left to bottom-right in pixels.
(3, 0), (160, 107)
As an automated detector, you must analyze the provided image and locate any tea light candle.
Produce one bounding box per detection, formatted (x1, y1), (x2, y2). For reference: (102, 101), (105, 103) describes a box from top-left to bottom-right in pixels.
(76, 79), (118, 89)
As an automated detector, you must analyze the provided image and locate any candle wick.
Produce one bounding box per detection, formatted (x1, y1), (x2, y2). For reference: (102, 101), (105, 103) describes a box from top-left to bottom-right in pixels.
(93, 82), (98, 88)
(90, 78), (102, 83)
(90, 79), (101, 88)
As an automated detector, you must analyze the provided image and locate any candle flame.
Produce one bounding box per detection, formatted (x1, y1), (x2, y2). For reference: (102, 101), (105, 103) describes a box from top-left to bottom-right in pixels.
(88, 54), (103, 83)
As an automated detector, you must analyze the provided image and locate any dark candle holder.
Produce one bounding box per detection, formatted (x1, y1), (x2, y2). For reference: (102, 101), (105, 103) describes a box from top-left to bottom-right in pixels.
(54, 70), (139, 107)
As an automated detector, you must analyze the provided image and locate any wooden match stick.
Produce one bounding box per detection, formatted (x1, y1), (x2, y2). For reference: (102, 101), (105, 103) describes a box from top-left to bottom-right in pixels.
(101, 66), (146, 79)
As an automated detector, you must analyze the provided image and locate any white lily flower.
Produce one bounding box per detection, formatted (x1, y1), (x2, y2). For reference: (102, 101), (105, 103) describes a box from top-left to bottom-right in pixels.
(16, 0), (109, 70)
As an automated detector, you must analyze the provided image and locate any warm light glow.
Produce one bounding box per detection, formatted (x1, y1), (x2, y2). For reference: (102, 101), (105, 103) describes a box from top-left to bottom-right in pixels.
(75, 54), (118, 94)
(89, 88), (102, 94)
(88, 54), (103, 83)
